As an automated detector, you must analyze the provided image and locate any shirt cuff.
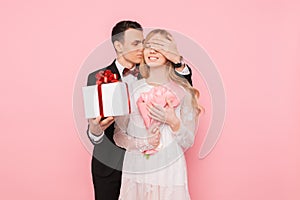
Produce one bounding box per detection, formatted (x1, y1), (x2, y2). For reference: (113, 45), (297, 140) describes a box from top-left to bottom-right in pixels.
(88, 130), (104, 144)
(175, 65), (190, 75)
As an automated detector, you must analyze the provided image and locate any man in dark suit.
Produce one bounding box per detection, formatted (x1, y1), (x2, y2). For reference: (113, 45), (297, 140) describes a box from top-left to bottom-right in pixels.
(87, 20), (192, 200)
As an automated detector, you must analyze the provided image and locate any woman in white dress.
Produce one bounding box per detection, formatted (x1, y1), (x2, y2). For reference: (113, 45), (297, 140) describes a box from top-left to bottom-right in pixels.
(114, 29), (202, 200)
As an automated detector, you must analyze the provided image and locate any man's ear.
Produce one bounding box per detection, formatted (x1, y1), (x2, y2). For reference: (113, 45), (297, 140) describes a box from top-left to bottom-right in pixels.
(113, 41), (123, 53)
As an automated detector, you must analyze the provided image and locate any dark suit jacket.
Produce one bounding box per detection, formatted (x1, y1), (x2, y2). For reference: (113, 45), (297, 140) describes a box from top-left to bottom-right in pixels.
(87, 61), (125, 177)
(87, 60), (193, 177)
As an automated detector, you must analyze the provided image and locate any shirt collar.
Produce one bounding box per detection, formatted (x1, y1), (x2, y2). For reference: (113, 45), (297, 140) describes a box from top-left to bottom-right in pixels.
(115, 59), (125, 79)
(115, 60), (138, 79)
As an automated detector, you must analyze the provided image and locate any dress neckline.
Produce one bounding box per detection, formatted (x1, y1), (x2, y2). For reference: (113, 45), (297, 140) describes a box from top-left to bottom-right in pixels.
(145, 79), (171, 87)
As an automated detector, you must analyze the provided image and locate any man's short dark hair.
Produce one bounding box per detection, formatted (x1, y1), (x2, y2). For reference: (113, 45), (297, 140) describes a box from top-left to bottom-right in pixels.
(111, 20), (142, 44)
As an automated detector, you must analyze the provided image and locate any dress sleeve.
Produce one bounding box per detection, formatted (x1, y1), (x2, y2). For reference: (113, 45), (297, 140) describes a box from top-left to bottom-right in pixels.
(113, 115), (152, 152)
(170, 92), (198, 151)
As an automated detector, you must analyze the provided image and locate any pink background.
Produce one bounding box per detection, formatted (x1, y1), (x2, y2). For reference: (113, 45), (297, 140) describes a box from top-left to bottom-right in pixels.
(1, 0), (299, 200)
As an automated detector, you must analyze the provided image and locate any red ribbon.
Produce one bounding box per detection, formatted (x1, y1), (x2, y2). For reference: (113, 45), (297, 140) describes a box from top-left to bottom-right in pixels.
(95, 70), (118, 85)
(95, 70), (119, 117)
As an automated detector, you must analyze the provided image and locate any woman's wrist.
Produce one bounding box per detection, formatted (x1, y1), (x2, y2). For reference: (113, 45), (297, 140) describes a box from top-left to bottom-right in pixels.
(169, 117), (180, 132)
(135, 138), (154, 152)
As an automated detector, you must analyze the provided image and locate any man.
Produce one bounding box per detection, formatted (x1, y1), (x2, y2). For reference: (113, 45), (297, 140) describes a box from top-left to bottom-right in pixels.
(87, 20), (192, 200)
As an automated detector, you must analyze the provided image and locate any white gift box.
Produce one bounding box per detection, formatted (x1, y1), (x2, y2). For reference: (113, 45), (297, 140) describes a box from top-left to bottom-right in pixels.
(82, 82), (131, 118)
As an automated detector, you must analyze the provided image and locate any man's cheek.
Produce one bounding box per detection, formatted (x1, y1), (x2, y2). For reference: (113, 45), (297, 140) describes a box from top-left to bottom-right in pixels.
(124, 48), (135, 55)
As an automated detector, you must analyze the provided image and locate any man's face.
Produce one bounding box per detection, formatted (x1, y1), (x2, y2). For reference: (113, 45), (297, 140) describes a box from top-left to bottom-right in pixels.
(121, 28), (144, 64)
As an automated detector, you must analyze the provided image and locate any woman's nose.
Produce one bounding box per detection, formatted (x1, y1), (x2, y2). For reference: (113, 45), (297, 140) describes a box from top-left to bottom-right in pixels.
(149, 48), (156, 53)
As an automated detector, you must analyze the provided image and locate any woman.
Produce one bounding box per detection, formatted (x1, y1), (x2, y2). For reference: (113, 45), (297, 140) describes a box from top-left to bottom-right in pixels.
(114, 29), (202, 200)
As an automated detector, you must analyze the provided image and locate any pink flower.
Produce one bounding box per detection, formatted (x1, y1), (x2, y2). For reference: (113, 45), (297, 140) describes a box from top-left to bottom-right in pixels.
(137, 85), (180, 129)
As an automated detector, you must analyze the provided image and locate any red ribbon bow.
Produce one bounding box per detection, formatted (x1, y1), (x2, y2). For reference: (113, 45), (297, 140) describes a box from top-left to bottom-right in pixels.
(95, 69), (119, 85)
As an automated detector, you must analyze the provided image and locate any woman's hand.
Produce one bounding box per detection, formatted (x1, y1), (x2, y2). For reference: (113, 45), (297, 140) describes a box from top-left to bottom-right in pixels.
(147, 99), (180, 132)
(147, 127), (161, 149)
(147, 37), (181, 64)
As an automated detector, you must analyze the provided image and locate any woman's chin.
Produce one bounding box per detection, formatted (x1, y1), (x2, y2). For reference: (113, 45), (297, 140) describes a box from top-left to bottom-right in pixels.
(146, 62), (164, 68)
(147, 64), (159, 68)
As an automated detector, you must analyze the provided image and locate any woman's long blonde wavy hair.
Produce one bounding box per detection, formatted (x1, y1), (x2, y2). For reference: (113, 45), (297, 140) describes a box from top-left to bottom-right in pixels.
(140, 29), (203, 116)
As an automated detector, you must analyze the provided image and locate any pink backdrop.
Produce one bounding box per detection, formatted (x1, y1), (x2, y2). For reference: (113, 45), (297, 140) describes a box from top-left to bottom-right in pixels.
(1, 0), (299, 200)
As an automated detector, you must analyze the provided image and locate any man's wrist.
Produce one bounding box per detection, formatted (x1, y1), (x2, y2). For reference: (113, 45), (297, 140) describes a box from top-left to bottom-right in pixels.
(172, 56), (183, 68)
(90, 130), (103, 137)
(173, 55), (182, 64)
(88, 130), (104, 144)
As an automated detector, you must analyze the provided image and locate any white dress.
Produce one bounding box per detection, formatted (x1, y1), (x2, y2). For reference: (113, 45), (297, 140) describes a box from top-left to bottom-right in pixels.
(114, 79), (197, 200)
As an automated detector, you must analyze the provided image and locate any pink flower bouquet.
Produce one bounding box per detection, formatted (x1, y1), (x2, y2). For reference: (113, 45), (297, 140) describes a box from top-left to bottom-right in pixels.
(137, 85), (180, 129)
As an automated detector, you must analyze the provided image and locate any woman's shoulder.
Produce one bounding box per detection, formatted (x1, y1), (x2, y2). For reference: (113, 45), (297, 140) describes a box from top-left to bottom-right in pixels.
(165, 81), (188, 101)
(131, 78), (147, 90)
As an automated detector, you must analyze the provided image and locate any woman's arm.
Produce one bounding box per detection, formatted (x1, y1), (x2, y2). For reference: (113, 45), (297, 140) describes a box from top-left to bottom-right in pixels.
(170, 92), (197, 150)
(113, 116), (161, 152)
(147, 92), (198, 151)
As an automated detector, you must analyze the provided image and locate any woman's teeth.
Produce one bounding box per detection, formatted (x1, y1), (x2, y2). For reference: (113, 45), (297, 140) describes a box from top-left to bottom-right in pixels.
(148, 56), (158, 61)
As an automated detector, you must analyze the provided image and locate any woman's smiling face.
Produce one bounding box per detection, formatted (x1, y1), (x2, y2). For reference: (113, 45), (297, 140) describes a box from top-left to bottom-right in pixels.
(143, 34), (167, 67)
